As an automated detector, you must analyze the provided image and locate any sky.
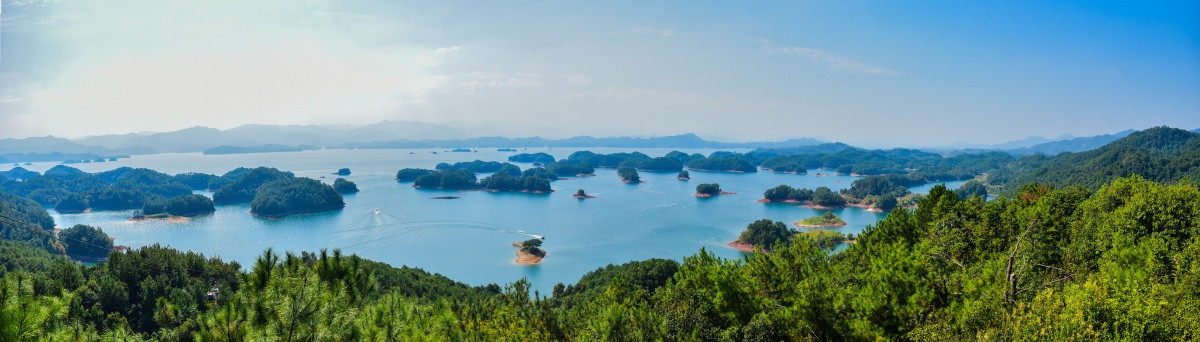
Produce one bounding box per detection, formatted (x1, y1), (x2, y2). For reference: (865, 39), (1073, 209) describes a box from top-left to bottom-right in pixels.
(0, 0), (1197, 146)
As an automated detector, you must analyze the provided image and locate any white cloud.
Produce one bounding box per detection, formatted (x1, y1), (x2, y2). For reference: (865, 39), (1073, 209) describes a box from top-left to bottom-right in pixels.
(779, 47), (903, 76)
(755, 39), (902, 76)
(561, 74), (593, 85)
(631, 26), (675, 37)
(458, 72), (543, 90)
(0, 96), (22, 103)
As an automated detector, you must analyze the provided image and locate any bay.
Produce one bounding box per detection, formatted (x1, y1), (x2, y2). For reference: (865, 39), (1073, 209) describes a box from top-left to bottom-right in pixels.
(31, 148), (963, 293)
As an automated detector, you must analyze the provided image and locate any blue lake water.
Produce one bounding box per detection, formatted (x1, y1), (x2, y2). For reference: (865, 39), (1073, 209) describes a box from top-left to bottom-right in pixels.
(29, 148), (963, 294)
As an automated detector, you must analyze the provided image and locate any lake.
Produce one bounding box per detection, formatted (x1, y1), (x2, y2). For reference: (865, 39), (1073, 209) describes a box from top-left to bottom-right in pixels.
(28, 148), (964, 294)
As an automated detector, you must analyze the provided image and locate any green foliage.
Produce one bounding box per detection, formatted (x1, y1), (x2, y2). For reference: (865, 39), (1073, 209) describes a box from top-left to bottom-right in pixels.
(412, 169), (478, 189)
(545, 162), (595, 176)
(696, 183), (721, 195)
(54, 192), (89, 213)
(332, 178), (359, 194)
(0, 175), (1197, 340)
(508, 152), (556, 164)
(0, 191), (60, 253)
(737, 219), (794, 248)
(617, 166), (640, 183)
(521, 167), (558, 180)
(520, 239), (544, 254)
(480, 172), (553, 193)
(249, 178), (344, 217)
(677, 169), (690, 179)
(686, 156), (758, 172)
(844, 175), (914, 199)
(798, 211), (846, 227)
(141, 194), (215, 217)
(957, 179), (989, 200)
(812, 186), (847, 207)
(992, 127), (1200, 192)
(59, 224), (113, 259)
(876, 194), (899, 211)
(395, 168), (433, 182)
(212, 167), (294, 204)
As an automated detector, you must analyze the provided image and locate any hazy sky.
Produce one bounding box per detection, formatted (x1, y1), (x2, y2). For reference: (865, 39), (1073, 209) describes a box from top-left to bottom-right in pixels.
(1, 1), (1197, 145)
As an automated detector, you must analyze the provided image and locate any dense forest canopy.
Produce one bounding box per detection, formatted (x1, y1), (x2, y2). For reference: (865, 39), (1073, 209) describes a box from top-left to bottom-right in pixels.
(140, 194), (215, 217)
(249, 177), (345, 217)
(0, 126), (1198, 339)
(332, 178), (359, 194)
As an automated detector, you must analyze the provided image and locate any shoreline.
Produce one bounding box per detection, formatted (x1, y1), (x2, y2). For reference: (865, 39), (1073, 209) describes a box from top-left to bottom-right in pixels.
(756, 198), (803, 203)
(695, 191), (737, 198)
(572, 194), (596, 199)
(847, 202), (884, 213)
(128, 215), (193, 223)
(726, 241), (757, 253)
(793, 221), (848, 229)
(511, 242), (545, 265)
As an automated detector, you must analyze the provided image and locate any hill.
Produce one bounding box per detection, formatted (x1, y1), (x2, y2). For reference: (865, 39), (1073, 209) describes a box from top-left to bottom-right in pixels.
(988, 126), (1200, 191)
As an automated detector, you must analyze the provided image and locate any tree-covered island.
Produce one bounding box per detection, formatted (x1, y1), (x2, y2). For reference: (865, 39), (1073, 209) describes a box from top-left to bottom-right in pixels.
(513, 238), (546, 265)
(795, 211), (848, 228)
(249, 178), (345, 218)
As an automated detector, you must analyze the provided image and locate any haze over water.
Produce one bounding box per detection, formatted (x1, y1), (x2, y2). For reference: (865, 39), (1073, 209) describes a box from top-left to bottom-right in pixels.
(33, 148), (962, 293)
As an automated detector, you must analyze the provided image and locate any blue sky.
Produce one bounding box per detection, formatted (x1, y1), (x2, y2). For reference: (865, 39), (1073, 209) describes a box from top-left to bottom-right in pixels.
(0, 0), (1196, 146)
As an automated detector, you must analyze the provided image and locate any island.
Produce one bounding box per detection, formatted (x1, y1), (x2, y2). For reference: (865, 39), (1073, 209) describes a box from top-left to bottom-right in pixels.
(451, 148), (472, 152)
(513, 238), (546, 265)
(132, 194), (215, 221)
(333, 178), (359, 194)
(757, 184), (846, 208)
(694, 183), (734, 197)
(684, 156), (758, 173)
(676, 170), (690, 181)
(396, 168), (434, 182)
(249, 178), (345, 218)
(728, 219), (794, 252)
(336, 168), (351, 176)
(545, 162), (595, 177)
(480, 172), (552, 193)
(573, 189), (595, 199)
(497, 148), (517, 152)
(795, 211), (847, 228)
(507, 152), (556, 164)
(213, 167), (295, 204)
(617, 166), (641, 184)
(413, 169), (478, 189)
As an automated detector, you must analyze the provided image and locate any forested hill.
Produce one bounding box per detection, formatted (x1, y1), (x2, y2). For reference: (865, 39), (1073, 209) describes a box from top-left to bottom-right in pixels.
(987, 126), (1200, 191)
(1, 175), (1196, 339)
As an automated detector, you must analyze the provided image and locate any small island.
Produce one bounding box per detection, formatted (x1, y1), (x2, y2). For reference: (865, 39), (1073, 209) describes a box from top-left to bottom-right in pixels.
(573, 189), (595, 199)
(694, 183), (735, 197)
(396, 168), (434, 182)
(131, 194), (215, 222)
(617, 166), (641, 184)
(795, 211), (847, 228)
(676, 170), (690, 181)
(728, 219), (794, 252)
(757, 184), (847, 208)
(250, 177), (345, 218)
(336, 168), (351, 176)
(333, 178), (359, 194)
(513, 238), (546, 265)
(497, 148), (517, 152)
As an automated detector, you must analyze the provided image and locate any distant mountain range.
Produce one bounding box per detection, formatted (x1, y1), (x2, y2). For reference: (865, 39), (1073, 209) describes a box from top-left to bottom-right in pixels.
(1, 121), (1195, 163)
(0, 121), (828, 162)
(935, 129), (1143, 157)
